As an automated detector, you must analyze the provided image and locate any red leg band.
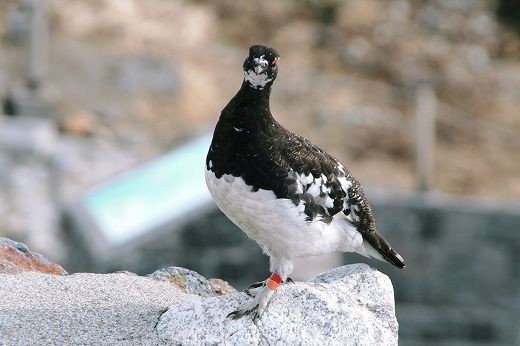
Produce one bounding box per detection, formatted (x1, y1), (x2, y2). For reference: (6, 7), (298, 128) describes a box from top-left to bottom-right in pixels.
(266, 272), (282, 290)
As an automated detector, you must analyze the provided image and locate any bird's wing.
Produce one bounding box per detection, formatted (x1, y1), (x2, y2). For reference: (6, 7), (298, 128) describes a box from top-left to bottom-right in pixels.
(273, 132), (353, 224)
(275, 133), (405, 268)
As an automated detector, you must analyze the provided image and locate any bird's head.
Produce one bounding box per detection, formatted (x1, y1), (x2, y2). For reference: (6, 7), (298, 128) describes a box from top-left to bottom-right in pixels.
(243, 45), (280, 90)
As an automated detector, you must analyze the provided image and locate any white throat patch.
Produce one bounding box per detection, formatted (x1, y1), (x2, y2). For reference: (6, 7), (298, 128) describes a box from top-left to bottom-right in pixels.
(244, 55), (273, 90)
(244, 70), (273, 90)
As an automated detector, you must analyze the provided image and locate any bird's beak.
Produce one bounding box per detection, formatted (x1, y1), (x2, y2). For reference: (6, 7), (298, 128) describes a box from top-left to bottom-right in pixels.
(254, 65), (265, 74)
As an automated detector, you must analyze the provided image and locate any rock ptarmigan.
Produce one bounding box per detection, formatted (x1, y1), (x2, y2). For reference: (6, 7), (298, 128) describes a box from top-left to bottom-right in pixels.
(205, 44), (405, 320)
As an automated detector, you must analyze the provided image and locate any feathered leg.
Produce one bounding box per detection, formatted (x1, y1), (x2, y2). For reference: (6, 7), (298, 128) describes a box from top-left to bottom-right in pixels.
(227, 257), (293, 321)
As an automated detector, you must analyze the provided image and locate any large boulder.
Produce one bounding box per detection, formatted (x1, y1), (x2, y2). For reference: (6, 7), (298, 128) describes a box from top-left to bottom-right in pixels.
(0, 271), (188, 345)
(0, 260), (397, 345)
(157, 264), (398, 346)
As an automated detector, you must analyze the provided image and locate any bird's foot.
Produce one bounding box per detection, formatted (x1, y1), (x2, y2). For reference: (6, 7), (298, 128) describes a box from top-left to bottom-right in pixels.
(229, 274), (280, 321)
(244, 281), (265, 298)
(228, 286), (275, 322)
(227, 300), (262, 321)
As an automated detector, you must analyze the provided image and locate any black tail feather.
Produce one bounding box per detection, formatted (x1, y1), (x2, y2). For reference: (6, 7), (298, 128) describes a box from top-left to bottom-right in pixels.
(366, 231), (406, 269)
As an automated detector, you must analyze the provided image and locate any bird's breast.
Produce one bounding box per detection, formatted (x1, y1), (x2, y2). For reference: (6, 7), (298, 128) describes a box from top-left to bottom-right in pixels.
(205, 168), (354, 258)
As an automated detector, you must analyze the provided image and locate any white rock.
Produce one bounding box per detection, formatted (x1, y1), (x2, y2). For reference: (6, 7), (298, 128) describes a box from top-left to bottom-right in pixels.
(157, 263), (398, 346)
(0, 272), (188, 345)
(0, 263), (397, 345)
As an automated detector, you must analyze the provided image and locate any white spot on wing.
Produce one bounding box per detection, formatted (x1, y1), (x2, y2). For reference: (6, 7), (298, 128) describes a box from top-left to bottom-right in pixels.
(324, 196), (334, 209)
(298, 173), (314, 185)
(294, 180), (304, 194)
(307, 183), (320, 197)
(321, 174), (328, 183)
(338, 176), (352, 191)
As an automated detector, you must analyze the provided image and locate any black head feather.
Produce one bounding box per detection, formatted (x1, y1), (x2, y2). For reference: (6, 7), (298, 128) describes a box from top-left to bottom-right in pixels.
(243, 45), (280, 89)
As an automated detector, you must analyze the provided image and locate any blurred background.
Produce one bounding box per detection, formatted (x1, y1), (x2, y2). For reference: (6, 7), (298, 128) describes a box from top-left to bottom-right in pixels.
(0, 0), (519, 345)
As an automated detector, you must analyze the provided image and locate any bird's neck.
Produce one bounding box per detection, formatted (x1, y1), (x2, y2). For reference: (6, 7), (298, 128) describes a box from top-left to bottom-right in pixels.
(233, 81), (272, 112)
(237, 80), (272, 103)
(221, 81), (275, 130)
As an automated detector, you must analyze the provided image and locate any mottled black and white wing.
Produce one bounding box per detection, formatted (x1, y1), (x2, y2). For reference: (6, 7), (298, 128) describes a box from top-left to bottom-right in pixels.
(278, 132), (406, 268)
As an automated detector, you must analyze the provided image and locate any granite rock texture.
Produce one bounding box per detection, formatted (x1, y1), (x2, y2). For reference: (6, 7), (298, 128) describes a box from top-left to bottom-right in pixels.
(0, 261), (397, 345)
(0, 271), (187, 345)
(157, 264), (398, 346)
(0, 237), (67, 275)
(148, 266), (236, 297)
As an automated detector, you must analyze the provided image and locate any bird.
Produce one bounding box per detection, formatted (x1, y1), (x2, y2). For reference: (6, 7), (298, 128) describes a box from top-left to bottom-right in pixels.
(205, 44), (405, 321)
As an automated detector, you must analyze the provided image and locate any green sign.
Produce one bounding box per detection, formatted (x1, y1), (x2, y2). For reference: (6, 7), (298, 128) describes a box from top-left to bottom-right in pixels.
(84, 134), (213, 245)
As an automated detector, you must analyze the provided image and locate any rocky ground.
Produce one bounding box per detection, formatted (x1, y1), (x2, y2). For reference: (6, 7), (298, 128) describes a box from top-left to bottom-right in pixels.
(0, 238), (398, 346)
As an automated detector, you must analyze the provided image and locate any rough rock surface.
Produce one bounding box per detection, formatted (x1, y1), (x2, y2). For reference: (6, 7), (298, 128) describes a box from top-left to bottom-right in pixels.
(157, 264), (398, 346)
(0, 262), (397, 345)
(0, 271), (187, 345)
(148, 266), (236, 296)
(0, 237), (67, 275)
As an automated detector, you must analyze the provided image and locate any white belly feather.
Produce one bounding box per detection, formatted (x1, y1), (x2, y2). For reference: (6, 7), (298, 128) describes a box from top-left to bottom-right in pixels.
(205, 169), (363, 259)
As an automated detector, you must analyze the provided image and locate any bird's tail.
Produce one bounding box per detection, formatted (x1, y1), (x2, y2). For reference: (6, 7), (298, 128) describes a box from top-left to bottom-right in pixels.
(357, 232), (406, 269)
